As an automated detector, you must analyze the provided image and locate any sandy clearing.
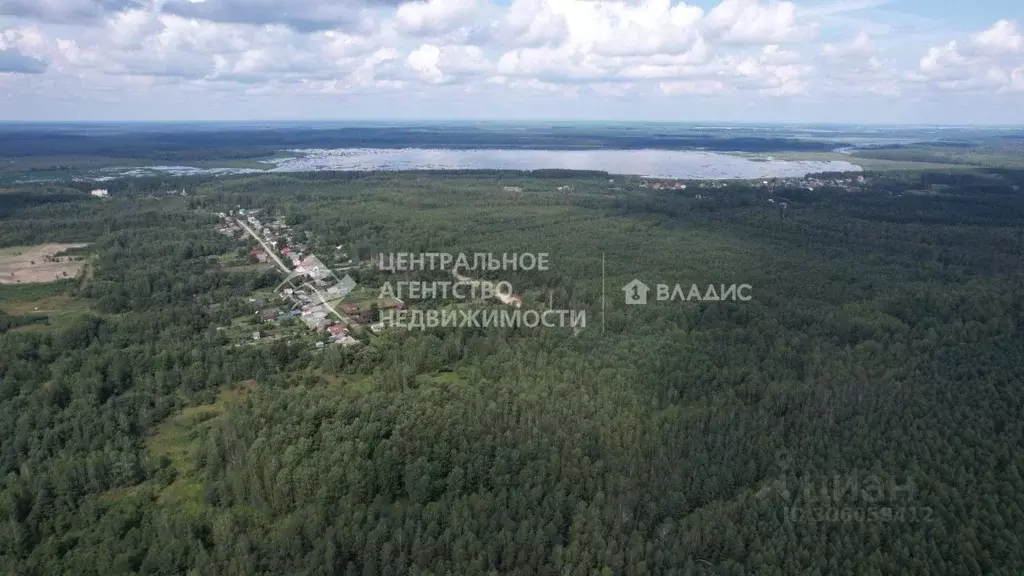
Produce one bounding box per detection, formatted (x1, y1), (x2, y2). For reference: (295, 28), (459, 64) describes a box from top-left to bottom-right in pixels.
(0, 243), (89, 285)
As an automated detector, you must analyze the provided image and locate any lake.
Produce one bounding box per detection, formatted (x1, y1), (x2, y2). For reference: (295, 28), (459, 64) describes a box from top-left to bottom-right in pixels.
(72, 148), (862, 182)
(263, 148), (861, 179)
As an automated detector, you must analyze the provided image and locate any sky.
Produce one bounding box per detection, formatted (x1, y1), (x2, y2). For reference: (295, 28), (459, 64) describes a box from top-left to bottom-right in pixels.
(0, 0), (1022, 123)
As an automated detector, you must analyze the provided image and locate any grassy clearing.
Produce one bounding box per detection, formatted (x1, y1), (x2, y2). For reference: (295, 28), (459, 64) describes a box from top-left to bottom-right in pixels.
(322, 373), (374, 394)
(340, 286), (380, 307)
(0, 279), (76, 303)
(227, 262), (276, 274)
(125, 373), (381, 513)
(415, 371), (469, 388)
(143, 381), (257, 514)
(0, 294), (90, 331)
(0, 275), (90, 331)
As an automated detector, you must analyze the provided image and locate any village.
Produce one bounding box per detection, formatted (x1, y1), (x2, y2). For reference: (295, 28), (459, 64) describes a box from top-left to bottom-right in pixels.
(215, 209), (403, 349)
(637, 173), (870, 210)
(205, 172), (873, 349)
(640, 172), (868, 193)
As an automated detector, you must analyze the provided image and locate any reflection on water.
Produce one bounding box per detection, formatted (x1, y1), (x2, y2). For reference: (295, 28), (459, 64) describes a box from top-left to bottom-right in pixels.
(77, 148), (862, 182)
(264, 148), (862, 179)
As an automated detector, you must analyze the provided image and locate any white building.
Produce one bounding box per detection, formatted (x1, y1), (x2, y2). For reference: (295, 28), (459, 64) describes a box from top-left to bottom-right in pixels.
(337, 335), (360, 347)
(90, 189), (109, 198)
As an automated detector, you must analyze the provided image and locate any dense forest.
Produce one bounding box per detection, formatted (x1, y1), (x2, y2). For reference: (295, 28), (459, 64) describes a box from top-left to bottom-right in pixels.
(851, 144), (1024, 169)
(1, 167), (1022, 575)
(0, 124), (848, 161)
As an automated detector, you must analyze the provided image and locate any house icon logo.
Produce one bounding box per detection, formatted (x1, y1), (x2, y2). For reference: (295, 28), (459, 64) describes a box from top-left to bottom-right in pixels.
(622, 279), (650, 305)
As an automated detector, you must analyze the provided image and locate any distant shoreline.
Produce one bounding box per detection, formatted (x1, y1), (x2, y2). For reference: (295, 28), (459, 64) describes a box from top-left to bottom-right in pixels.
(13, 148), (863, 182)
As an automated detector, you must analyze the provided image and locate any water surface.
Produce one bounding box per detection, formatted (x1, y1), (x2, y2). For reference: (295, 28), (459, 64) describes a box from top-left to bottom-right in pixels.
(264, 148), (861, 179)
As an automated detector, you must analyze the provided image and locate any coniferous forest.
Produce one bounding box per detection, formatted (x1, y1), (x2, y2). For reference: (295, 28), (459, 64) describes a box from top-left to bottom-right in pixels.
(1, 169), (1023, 575)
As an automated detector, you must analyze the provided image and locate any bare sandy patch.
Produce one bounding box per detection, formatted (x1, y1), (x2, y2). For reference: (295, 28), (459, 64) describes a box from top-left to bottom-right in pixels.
(0, 243), (89, 285)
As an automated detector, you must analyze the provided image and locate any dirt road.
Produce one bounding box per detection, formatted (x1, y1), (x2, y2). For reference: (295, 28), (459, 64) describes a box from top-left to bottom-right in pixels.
(235, 218), (290, 274)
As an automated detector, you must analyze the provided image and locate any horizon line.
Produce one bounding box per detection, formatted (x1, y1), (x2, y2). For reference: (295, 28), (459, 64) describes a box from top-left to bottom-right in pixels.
(2, 119), (1024, 128)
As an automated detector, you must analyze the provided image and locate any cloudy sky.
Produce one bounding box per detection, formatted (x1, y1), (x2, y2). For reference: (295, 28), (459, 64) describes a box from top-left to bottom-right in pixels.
(1, 0), (1022, 123)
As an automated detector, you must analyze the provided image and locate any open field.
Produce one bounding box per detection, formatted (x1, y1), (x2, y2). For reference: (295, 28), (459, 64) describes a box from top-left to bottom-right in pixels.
(0, 278), (75, 302)
(0, 243), (88, 284)
(0, 294), (89, 328)
(0, 276), (90, 331)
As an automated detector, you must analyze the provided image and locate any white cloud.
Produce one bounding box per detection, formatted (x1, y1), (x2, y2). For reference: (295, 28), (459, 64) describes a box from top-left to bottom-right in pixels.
(915, 20), (1024, 93)
(919, 41), (966, 77)
(704, 0), (805, 44)
(815, 31), (901, 96)
(3, 1), (1024, 120)
(0, 0), (144, 24)
(160, 0), (388, 32)
(394, 0), (486, 36)
(495, 0), (568, 47)
(972, 20), (1022, 54)
(822, 31), (875, 57)
(405, 43), (490, 83)
(495, 45), (610, 81)
(0, 26), (51, 59)
(800, 0), (892, 17)
(659, 79), (728, 95)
